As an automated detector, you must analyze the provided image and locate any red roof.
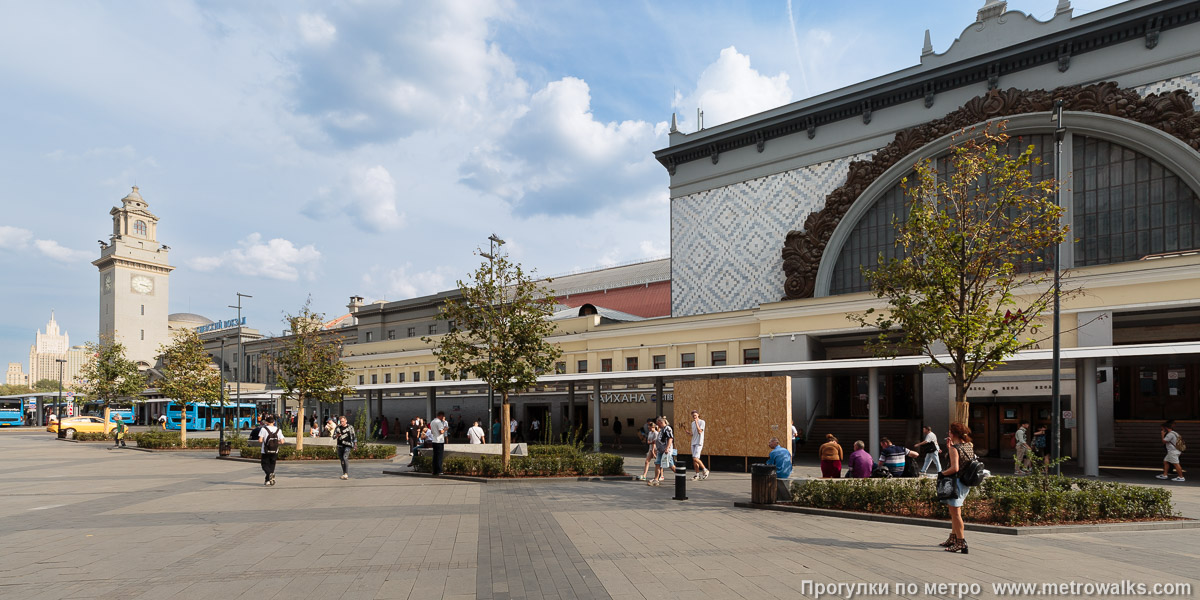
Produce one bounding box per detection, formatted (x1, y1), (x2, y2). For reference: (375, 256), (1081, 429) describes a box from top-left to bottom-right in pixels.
(556, 281), (671, 318)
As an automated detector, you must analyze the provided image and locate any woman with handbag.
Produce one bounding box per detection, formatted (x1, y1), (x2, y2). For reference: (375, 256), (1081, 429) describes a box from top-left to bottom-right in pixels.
(937, 422), (976, 554)
(818, 434), (843, 478)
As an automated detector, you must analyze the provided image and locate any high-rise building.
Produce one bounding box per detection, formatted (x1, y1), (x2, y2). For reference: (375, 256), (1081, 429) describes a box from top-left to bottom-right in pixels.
(5, 362), (27, 387)
(93, 187), (174, 369)
(27, 312), (88, 387)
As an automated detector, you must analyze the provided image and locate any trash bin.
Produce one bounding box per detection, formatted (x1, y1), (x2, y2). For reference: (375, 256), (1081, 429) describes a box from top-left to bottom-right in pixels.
(219, 441), (232, 457)
(750, 463), (777, 504)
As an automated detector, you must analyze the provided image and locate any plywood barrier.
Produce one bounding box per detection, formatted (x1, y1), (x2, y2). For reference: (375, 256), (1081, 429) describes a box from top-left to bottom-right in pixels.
(674, 376), (791, 461)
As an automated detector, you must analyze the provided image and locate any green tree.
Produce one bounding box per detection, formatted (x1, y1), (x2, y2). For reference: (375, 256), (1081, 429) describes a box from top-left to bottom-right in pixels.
(158, 329), (221, 445)
(853, 124), (1073, 426)
(428, 246), (561, 467)
(78, 337), (146, 430)
(271, 301), (354, 451)
(0, 384), (33, 395)
(33, 379), (60, 392)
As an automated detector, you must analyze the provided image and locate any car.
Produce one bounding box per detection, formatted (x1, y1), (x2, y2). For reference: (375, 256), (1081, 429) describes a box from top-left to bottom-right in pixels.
(47, 416), (115, 438)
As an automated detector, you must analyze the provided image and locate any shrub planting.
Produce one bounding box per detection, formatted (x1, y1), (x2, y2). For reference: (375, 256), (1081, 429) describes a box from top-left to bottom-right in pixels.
(788, 474), (1177, 526)
(412, 445), (625, 477)
(131, 432), (221, 449)
(239, 444), (396, 460)
(73, 432), (113, 442)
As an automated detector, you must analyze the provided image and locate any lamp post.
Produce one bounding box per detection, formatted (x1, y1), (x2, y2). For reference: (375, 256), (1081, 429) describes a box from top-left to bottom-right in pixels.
(218, 336), (227, 445)
(1050, 99), (1066, 475)
(228, 293), (251, 434)
(479, 234), (505, 435)
(55, 358), (67, 439)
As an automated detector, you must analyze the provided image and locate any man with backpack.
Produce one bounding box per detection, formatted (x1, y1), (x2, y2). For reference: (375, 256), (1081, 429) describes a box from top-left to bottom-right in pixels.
(1157, 420), (1186, 482)
(334, 415), (357, 480)
(260, 415), (283, 486)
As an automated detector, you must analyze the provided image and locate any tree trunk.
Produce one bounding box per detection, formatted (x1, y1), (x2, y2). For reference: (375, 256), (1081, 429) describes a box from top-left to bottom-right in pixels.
(180, 406), (188, 446)
(296, 400), (305, 451)
(501, 399), (511, 469)
(953, 376), (970, 427)
(103, 406), (111, 436)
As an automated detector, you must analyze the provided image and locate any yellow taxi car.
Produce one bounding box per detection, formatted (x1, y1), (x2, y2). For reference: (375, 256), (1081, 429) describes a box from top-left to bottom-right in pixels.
(47, 416), (115, 438)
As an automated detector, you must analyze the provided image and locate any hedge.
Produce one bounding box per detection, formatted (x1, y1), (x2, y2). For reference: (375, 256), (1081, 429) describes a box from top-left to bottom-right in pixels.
(412, 446), (625, 477)
(788, 474), (1177, 525)
(74, 432), (113, 441)
(239, 444), (396, 460)
(130, 432), (222, 449)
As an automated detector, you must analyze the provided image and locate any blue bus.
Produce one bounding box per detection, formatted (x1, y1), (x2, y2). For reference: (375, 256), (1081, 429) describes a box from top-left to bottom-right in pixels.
(166, 402), (257, 431)
(0, 397), (27, 426)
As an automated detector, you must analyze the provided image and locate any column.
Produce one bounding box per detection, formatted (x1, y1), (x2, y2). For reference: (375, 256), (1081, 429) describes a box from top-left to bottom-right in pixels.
(592, 380), (601, 452)
(567, 381), (575, 433)
(868, 367), (880, 460)
(655, 376), (664, 418)
(1081, 357), (1099, 477)
(426, 387), (435, 422)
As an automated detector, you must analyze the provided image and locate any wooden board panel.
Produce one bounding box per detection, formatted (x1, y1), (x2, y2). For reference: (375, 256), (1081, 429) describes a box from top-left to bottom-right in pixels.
(674, 376), (790, 458)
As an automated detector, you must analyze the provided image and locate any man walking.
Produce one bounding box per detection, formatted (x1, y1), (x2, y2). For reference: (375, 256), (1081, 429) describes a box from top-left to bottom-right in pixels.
(913, 425), (941, 476)
(654, 416), (676, 483)
(430, 411), (449, 476)
(112, 416), (127, 448)
(1014, 420), (1033, 475)
(334, 415), (357, 480)
(690, 410), (710, 480)
(612, 415), (623, 450)
(259, 415), (283, 486)
(765, 437), (793, 501)
(157, 413), (167, 430)
(468, 420), (485, 444)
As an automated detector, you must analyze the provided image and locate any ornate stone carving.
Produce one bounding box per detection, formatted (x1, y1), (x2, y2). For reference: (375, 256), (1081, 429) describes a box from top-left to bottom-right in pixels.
(755, 130), (766, 153)
(709, 143), (720, 165)
(1057, 43), (1072, 72)
(1145, 16), (1162, 49)
(862, 100), (873, 125)
(781, 81), (1200, 300)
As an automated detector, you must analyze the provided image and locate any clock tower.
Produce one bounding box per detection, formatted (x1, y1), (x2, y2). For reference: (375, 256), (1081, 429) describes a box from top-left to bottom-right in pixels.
(93, 187), (174, 369)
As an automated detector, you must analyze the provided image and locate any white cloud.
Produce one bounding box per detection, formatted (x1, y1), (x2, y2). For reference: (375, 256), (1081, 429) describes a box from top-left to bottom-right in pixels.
(361, 263), (456, 301)
(0, 226), (33, 249)
(673, 46), (792, 131)
(33, 239), (92, 262)
(459, 76), (666, 217)
(189, 233), (321, 281)
(298, 13), (336, 46)
(304, 165), (405, 232)
(638, 240), (668, 258)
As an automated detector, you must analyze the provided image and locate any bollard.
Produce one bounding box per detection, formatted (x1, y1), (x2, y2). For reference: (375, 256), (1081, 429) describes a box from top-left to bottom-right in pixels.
(673, 456), (688, 501)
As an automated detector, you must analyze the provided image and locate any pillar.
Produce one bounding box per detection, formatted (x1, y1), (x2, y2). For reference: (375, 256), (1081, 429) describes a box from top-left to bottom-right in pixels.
(1081, 357), (1099, 477)
(592, 380), (601, 452)
(868, 367), (880, 460)
(655, 376), (664, 418)
(567, 381), (575, 433)
(426, 387), (435, 422)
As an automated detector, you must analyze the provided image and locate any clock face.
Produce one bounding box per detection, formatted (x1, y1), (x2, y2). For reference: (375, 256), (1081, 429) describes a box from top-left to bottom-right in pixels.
(131, 275), (154, 295)
(103, 274), (112, 292)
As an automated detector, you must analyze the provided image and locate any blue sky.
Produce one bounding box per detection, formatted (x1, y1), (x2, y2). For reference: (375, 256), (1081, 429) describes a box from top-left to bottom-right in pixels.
(0, 0), (1122, 367)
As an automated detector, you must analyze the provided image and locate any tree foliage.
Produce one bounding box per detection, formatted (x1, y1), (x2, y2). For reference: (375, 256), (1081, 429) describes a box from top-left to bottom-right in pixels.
(158, 329), (221, 443)
(33, 378), (61, 392)
(428, 247), (561, 466)
(271, 300), (354, 451)
(78, 336), (146, 425)
(853, 124), (1074, 423)
(0, 384), (33, 395)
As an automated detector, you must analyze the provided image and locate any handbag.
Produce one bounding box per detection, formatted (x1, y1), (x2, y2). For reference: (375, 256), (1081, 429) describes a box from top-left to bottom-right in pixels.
(935, 473), (958, 500)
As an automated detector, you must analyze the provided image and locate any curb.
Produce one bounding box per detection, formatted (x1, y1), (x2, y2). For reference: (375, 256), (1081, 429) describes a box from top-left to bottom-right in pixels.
(732, 502), (1200, 535)
(382, 470), (635, 484)
(123, 446), (218, 452)
(218, 456), (398, 463)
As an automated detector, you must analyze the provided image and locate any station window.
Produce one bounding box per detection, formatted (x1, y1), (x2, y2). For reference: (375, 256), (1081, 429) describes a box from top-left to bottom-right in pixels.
(358, 375), (364, 385)
(365, 332), (373, 342)
(371, 374), (378, 384)
(407, 327), (416, 337)
(387, 330), (395, 340)
(681, 353), (695, 368)
(601, 358), (613, 372)
(577, 360), (588, 373)
(711, 351), (727, 366)
(448, 320), (457, 332)
(134, 220), (147, 236)
(140, 329), (144, 341)
(140, 304), (144, 316)
(428, 324), (437, 335)
(413, 371), (420, 382)
(652, 355), (665, 369)
(384, 373), (391, 384)
(626, 357), (638, 371)
(397, 373), (405, 383)
(428, 370), (436, 381)
(743, 348), (760, 364)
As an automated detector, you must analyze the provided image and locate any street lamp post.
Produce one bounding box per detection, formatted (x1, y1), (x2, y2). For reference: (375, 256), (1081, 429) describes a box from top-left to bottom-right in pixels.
(55, 358), (67, 439)
(218, 336), (227, 445)
(479, 234), (504, 435)
(228, 293), (251, 434)
(1050, 99), (1066, 475)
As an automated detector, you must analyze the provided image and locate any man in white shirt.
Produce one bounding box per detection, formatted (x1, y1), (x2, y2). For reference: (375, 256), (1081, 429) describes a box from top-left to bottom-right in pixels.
(914, 425), (941, 477)
(430, 411), (449, 476)
(259, 415), (284, 486)
(531, 418), (540, 442)
(690, 410), (710, 480)
(467, 420), (486, 444)
(157, 413), (167, 430)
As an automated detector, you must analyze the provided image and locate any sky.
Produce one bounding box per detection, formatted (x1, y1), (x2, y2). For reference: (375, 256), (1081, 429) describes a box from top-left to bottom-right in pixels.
(0, 0), (1124, 367)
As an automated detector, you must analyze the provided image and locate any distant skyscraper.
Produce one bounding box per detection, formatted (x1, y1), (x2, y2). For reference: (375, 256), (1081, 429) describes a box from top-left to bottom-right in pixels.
(5, 362), (27, 387)
(27, 312), (88, 387)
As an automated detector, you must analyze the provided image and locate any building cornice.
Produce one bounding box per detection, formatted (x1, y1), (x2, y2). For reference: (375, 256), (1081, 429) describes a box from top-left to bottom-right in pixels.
(654, 0), (1200, 173)
(91, 255), (175, 274)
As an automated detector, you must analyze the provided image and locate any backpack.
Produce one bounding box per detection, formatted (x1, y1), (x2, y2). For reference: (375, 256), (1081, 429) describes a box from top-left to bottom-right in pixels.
(264, 426), (281, 454)
(1173, 433), (1186, 453)
(870, 465), (892, 479)
(955, 446), (986, 487)
(902, 455), (919, 478)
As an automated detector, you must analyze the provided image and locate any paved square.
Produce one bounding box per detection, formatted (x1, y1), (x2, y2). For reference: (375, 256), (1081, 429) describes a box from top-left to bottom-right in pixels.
(2, 432), (1198, 599)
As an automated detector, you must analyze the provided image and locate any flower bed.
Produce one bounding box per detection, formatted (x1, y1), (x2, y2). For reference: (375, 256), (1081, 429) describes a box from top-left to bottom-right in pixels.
(412, 445), (625, 477)
(239, 444), (396, 460)
(787, 475), (1178, 526)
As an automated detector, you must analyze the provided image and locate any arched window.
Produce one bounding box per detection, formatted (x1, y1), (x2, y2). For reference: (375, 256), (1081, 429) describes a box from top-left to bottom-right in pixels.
(134, 220), (147, 237)
(1072, 135), (1200, 265)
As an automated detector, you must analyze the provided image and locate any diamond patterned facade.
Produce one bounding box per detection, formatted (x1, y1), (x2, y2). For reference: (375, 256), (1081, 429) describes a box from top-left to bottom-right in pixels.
(1135, 71), (1200, 99)
(671, 151), (875, 317)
